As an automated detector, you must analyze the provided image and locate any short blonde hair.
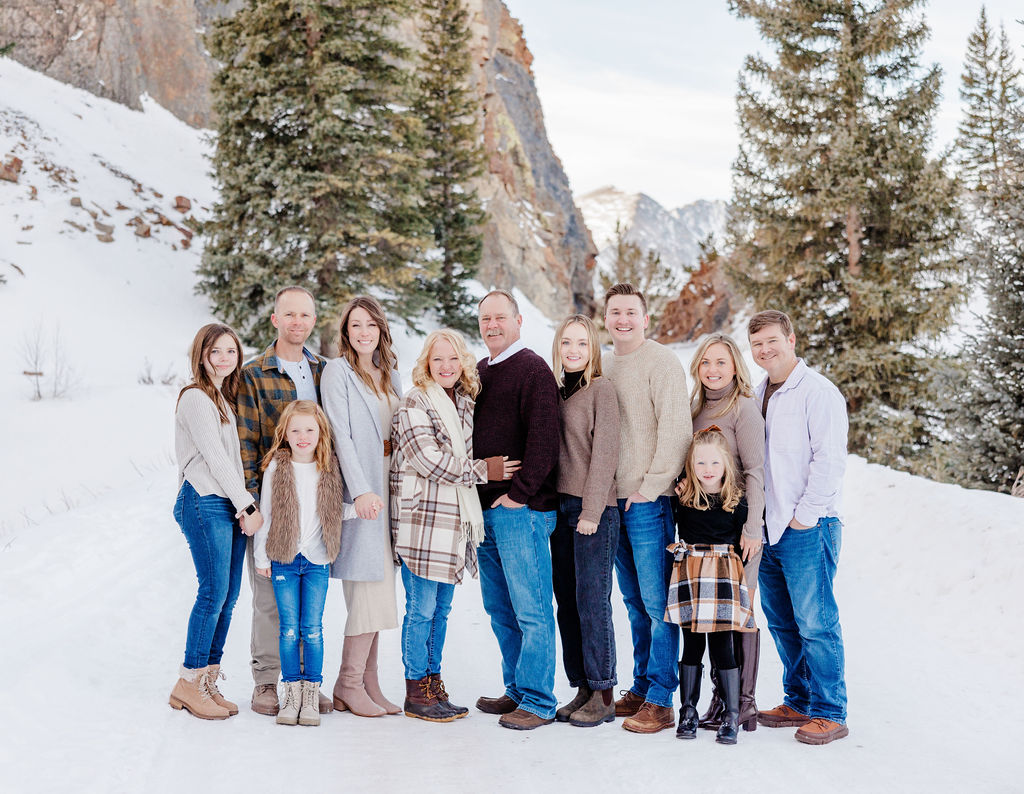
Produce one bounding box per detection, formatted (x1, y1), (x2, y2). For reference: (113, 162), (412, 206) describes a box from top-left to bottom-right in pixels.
(551, 314), (603, 389)
(411, 329), (481, 398)
(689, 332), (755, 420)
(678, 427), (744, 512)
(262, 400), (334, 473)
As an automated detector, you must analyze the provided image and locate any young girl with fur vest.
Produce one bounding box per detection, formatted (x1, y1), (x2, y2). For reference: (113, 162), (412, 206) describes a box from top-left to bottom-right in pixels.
(666, 427), (756, 745)
(254, 400), (355, 727)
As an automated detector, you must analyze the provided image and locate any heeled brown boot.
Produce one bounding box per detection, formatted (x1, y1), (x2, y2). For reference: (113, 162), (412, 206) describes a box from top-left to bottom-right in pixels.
(363, 632), (401, 714)
(332, 633), (386, 717)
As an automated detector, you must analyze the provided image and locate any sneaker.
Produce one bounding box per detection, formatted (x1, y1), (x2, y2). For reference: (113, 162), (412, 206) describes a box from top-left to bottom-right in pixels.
(795, 717), (849, 745)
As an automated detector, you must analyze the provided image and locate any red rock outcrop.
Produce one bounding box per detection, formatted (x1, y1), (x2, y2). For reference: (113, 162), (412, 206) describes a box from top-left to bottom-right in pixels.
(654, 250), (735, 344)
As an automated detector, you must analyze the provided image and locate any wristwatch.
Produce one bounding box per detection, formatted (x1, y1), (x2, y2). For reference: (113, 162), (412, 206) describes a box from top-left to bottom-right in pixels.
(243, 503), (258, 516)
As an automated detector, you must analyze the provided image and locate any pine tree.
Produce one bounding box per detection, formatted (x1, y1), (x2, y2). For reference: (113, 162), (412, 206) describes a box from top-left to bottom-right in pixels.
(413, 0), (487, 334)
(954, 9), (1024, 491)
(956, 8), (1024, 193)
(599, 221), (680, 324)
(0, 43), (14, 57)
(724, 0), (964, 471)
(199, 0), (432, 348)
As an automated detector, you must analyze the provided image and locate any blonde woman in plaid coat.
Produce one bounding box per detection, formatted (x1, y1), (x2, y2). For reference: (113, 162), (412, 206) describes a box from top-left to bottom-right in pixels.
(390, 329), (520, 722)
(666, 427), (755, 746)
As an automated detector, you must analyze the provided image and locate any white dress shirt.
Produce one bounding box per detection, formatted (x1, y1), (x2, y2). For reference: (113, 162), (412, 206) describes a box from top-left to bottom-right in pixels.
(756, 358), (848, 545)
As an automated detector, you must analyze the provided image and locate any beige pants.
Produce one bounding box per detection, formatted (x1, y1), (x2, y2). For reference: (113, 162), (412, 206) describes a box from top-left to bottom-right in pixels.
(245, 536), (280, 686)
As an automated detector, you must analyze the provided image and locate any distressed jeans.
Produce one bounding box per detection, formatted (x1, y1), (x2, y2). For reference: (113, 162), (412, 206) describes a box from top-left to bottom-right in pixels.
(270, 554), (330, 684)
(174, 481), (247, 670)
(400, 562), (456, 680)
(477, 505), (558, 719)
(759, 517), (847, 723)
(614, 495), (679, 707)
(551, 497), (618, 690)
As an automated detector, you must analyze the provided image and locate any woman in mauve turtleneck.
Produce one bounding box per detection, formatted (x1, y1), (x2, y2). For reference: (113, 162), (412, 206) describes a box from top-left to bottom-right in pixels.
(550, 314), (621, 728)
(685, 332), (765, 735)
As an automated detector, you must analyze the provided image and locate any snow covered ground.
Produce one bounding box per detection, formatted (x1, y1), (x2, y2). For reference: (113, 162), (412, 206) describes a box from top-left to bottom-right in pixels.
(2, 59), (1023, 794)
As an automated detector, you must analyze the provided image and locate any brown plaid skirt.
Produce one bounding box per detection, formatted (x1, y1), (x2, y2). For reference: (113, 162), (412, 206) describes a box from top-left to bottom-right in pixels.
(664, 543), (756, 632)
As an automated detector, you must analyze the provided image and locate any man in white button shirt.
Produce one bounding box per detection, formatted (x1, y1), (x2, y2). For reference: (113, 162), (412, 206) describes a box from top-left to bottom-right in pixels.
(748, 310), (849, 745)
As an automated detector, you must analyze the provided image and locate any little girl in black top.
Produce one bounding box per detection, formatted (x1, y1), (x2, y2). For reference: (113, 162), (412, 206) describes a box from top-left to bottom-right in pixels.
(666, 427), (755, 745)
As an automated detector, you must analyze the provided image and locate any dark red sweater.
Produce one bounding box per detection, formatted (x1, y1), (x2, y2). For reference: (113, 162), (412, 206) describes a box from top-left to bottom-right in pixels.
(474, 348), (560, 511)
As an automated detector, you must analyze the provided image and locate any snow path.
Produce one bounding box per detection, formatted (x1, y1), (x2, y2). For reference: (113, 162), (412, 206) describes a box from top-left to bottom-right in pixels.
(1, 458), (1021, 793)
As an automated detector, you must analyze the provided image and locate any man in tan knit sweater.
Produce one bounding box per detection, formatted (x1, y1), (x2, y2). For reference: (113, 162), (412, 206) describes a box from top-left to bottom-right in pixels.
(601, 283), (692, 733)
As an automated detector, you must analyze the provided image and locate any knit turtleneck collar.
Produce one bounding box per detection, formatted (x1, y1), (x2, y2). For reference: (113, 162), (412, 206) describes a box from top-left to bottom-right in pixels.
(560, 369), (586, 400)
(703, 380), (737, 403)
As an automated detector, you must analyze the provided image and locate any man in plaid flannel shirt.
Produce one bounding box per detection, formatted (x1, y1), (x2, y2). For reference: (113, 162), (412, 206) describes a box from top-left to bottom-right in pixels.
(236, 286), (328, 716)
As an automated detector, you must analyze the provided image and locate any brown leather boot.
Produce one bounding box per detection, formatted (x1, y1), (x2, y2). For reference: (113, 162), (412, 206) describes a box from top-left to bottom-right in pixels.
(555, 686), (592, 722)
(404, 677), (456, 723)
(738, 629), (760, 731)
(169, 666), (230, 720)
(475, 694), (518, 714)
(613, 689), (645, 717)
(498, 708), (554, 730)
(758, 703), (811, 727)
(622, 701), (676, 734)
(568, 688), (615, 727)
(697, 665), (723, 730)
(204, 665), (239, 716)
(363, 633), (401, 714)
(251, 682), (280, 716)
(332, 633), (386, 717)
(429, 674), (468, 719)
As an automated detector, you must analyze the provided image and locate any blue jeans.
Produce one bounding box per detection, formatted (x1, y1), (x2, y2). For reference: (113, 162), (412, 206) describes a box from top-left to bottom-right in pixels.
(477, 505), (557, 719)
(270, 554), (330, 684)
(400, 562), (456, 680)
(551, 497), (618, 690)
(759, 517), (847, 723)
(174, 481), (247, 669)
(614, 495), (679, 707)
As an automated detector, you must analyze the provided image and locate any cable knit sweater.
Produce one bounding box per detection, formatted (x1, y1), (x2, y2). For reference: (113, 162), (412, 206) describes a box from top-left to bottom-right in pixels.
(692, 382), (766, 540)
(602, 340), (692, 500)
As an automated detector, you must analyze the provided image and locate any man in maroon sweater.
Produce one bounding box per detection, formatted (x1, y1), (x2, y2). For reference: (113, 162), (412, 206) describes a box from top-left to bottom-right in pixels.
(472, 289), (561, 730)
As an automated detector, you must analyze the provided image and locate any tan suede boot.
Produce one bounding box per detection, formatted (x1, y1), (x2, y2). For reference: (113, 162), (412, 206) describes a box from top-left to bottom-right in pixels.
(276, 681), (301, 725)
(363, 632), (401, 714)
(204, 665), (239, 716)
(169, 666), (230, 720)
(299, 681), (321, 727)
(331, 633), (386, 717)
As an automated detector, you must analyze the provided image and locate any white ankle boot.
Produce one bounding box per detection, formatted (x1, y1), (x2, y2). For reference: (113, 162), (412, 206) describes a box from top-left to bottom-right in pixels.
(276, 681), (301, 725)
(299, 681), (321, 726)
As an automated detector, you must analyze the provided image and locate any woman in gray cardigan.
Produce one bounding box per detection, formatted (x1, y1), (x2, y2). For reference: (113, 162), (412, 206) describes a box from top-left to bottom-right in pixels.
(321, 296), (403, 718)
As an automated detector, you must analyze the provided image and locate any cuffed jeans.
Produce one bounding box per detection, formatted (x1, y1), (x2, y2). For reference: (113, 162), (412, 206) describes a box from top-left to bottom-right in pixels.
(400, 562), (456, 680)
(551, 496), (618, 690)
(759, 517), (847, 723)
(270, 554), (330, 684)
(477, 505), (557, 719)
(174, 481), (247, 670)
(614, 495), (679, 707)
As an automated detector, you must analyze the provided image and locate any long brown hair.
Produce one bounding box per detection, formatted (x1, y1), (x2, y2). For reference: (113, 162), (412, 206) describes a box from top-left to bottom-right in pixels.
(689, 332), (754, 420)
(337, 296), (397, 398)
(677, 428), (743, 512)
(176, 323), (243, 423)
(261, 400), (334, 473)
(412, 329), (481, 398)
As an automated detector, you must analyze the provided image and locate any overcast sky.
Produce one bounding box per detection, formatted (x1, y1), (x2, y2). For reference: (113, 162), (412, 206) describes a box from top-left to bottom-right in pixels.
(502, 1), (1024, 208)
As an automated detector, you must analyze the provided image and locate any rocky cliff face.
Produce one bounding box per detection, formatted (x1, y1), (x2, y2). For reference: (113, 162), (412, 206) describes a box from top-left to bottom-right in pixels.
(653, 249), (735, 344)
(0, 0), (595, 320)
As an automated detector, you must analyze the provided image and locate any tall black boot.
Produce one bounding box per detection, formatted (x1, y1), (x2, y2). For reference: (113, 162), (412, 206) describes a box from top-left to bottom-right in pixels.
(697, 661), (723, 730)
(716, 667), (740, 745)
(675, 663), (702, 740)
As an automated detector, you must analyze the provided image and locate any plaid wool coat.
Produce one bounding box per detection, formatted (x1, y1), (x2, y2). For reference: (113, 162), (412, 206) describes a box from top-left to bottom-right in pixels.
(390, 387), (488, 585)
(236, 343), (327, 498)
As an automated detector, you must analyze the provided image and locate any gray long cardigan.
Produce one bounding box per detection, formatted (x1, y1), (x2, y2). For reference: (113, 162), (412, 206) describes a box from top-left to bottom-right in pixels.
(321, 356), (403, 581)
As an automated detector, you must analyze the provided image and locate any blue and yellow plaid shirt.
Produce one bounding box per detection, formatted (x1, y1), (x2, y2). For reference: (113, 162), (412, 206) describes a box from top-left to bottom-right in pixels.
(236, 342), (328, 498)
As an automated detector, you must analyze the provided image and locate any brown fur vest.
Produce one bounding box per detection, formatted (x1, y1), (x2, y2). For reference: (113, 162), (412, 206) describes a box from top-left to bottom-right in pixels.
(265, 449), (344, 564)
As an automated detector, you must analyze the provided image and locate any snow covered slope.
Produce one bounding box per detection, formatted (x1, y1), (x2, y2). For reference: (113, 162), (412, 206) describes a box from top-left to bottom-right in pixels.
(1, 60), (1022, 794)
